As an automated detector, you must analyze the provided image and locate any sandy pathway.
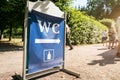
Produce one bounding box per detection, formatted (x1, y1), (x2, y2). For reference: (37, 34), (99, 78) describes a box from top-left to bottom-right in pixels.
(0, 44), (120, 80)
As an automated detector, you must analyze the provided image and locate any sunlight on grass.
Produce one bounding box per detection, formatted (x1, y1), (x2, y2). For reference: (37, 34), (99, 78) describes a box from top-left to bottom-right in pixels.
(0, 38), (23, 46)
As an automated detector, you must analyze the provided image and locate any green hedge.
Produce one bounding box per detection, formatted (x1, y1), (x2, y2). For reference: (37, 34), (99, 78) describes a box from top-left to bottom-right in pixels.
(65, 8), (108, 45)
(99, 18), (115, 29)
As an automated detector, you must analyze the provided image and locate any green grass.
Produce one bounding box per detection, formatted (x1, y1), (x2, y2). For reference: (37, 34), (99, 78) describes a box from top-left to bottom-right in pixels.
(0, 38), (23, 46)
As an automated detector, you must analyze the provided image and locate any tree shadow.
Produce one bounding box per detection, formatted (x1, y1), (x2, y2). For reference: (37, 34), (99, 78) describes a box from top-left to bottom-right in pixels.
(0, 41), (23, 52)
(88, 48), (120, 66)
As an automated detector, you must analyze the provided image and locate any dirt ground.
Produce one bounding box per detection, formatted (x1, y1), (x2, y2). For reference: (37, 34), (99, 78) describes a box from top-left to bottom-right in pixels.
(0, 41), (120, 80)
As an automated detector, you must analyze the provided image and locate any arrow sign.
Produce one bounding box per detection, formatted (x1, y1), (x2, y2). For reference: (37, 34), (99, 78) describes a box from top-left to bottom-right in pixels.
(35, 38), (60, 44)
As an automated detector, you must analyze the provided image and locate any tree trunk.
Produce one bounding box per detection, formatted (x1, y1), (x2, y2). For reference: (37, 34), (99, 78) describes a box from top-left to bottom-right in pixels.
(22, 26), (24, 42)
(0, 29), (4, 40)
(9, 26), (12, 41)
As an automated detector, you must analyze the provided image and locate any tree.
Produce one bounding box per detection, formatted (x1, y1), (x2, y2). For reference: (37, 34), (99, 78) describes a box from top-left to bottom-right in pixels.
(85, 0), (120, 19)
(50, 0), (73, 11)
(7, 0), (26, 41)
(0, 0), (26, 41)
(0, 0), (8, 40)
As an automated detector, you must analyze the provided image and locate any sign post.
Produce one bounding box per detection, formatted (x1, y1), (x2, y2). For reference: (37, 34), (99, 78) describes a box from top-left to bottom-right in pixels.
(23, 1), (80, 80)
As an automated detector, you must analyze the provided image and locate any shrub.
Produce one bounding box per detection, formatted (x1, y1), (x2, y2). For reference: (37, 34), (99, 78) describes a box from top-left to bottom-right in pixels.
(65, 8), (108, 45)
(99, 18), (115, 29)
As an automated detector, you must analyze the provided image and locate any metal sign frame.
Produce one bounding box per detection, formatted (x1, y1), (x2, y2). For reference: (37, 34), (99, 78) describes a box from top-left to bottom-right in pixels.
(23, 1), (80, 80)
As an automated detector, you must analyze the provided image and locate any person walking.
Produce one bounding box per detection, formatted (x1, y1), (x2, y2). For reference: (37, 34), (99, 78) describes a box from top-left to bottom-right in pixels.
(66, 24), (73, 50)
(108, 25), (116, 49)
(102, 30), (107, 46)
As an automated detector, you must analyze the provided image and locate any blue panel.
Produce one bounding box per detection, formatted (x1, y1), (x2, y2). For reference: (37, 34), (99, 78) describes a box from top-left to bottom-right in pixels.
(27, 10), (64, 74)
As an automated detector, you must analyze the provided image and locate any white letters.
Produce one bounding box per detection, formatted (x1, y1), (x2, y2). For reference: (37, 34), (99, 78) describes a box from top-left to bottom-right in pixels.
(38, 20), (51, 33)
(37, 20), (60, 34)
(52, 23), (60, 34)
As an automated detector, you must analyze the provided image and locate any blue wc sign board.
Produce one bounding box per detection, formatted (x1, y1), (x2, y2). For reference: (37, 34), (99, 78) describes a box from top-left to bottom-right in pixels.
(25, 1), (65, 75)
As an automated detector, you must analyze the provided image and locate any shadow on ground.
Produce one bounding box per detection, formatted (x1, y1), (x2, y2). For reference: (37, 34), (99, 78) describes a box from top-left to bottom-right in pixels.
(12, 73), (23, 80)
(88, 48), (120, 66)
(0, 41), (23, 52)
(11, 72), (58, 80)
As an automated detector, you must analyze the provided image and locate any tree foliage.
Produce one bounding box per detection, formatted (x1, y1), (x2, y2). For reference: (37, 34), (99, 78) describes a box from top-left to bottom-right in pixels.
(0, 0), (8, 39)
(65, 8), (108, 44)
(85, 0), (120, 19)
(0, 0), (26, 40)
(51, 0), (73, 11)
(99, 18), (115, 29)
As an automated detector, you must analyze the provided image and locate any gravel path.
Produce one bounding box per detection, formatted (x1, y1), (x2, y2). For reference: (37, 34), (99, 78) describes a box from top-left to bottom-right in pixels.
(0, 43), (120, 80)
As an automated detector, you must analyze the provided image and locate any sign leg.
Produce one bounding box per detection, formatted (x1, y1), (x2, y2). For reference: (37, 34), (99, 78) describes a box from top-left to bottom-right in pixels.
(61, 69), (80, 78)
